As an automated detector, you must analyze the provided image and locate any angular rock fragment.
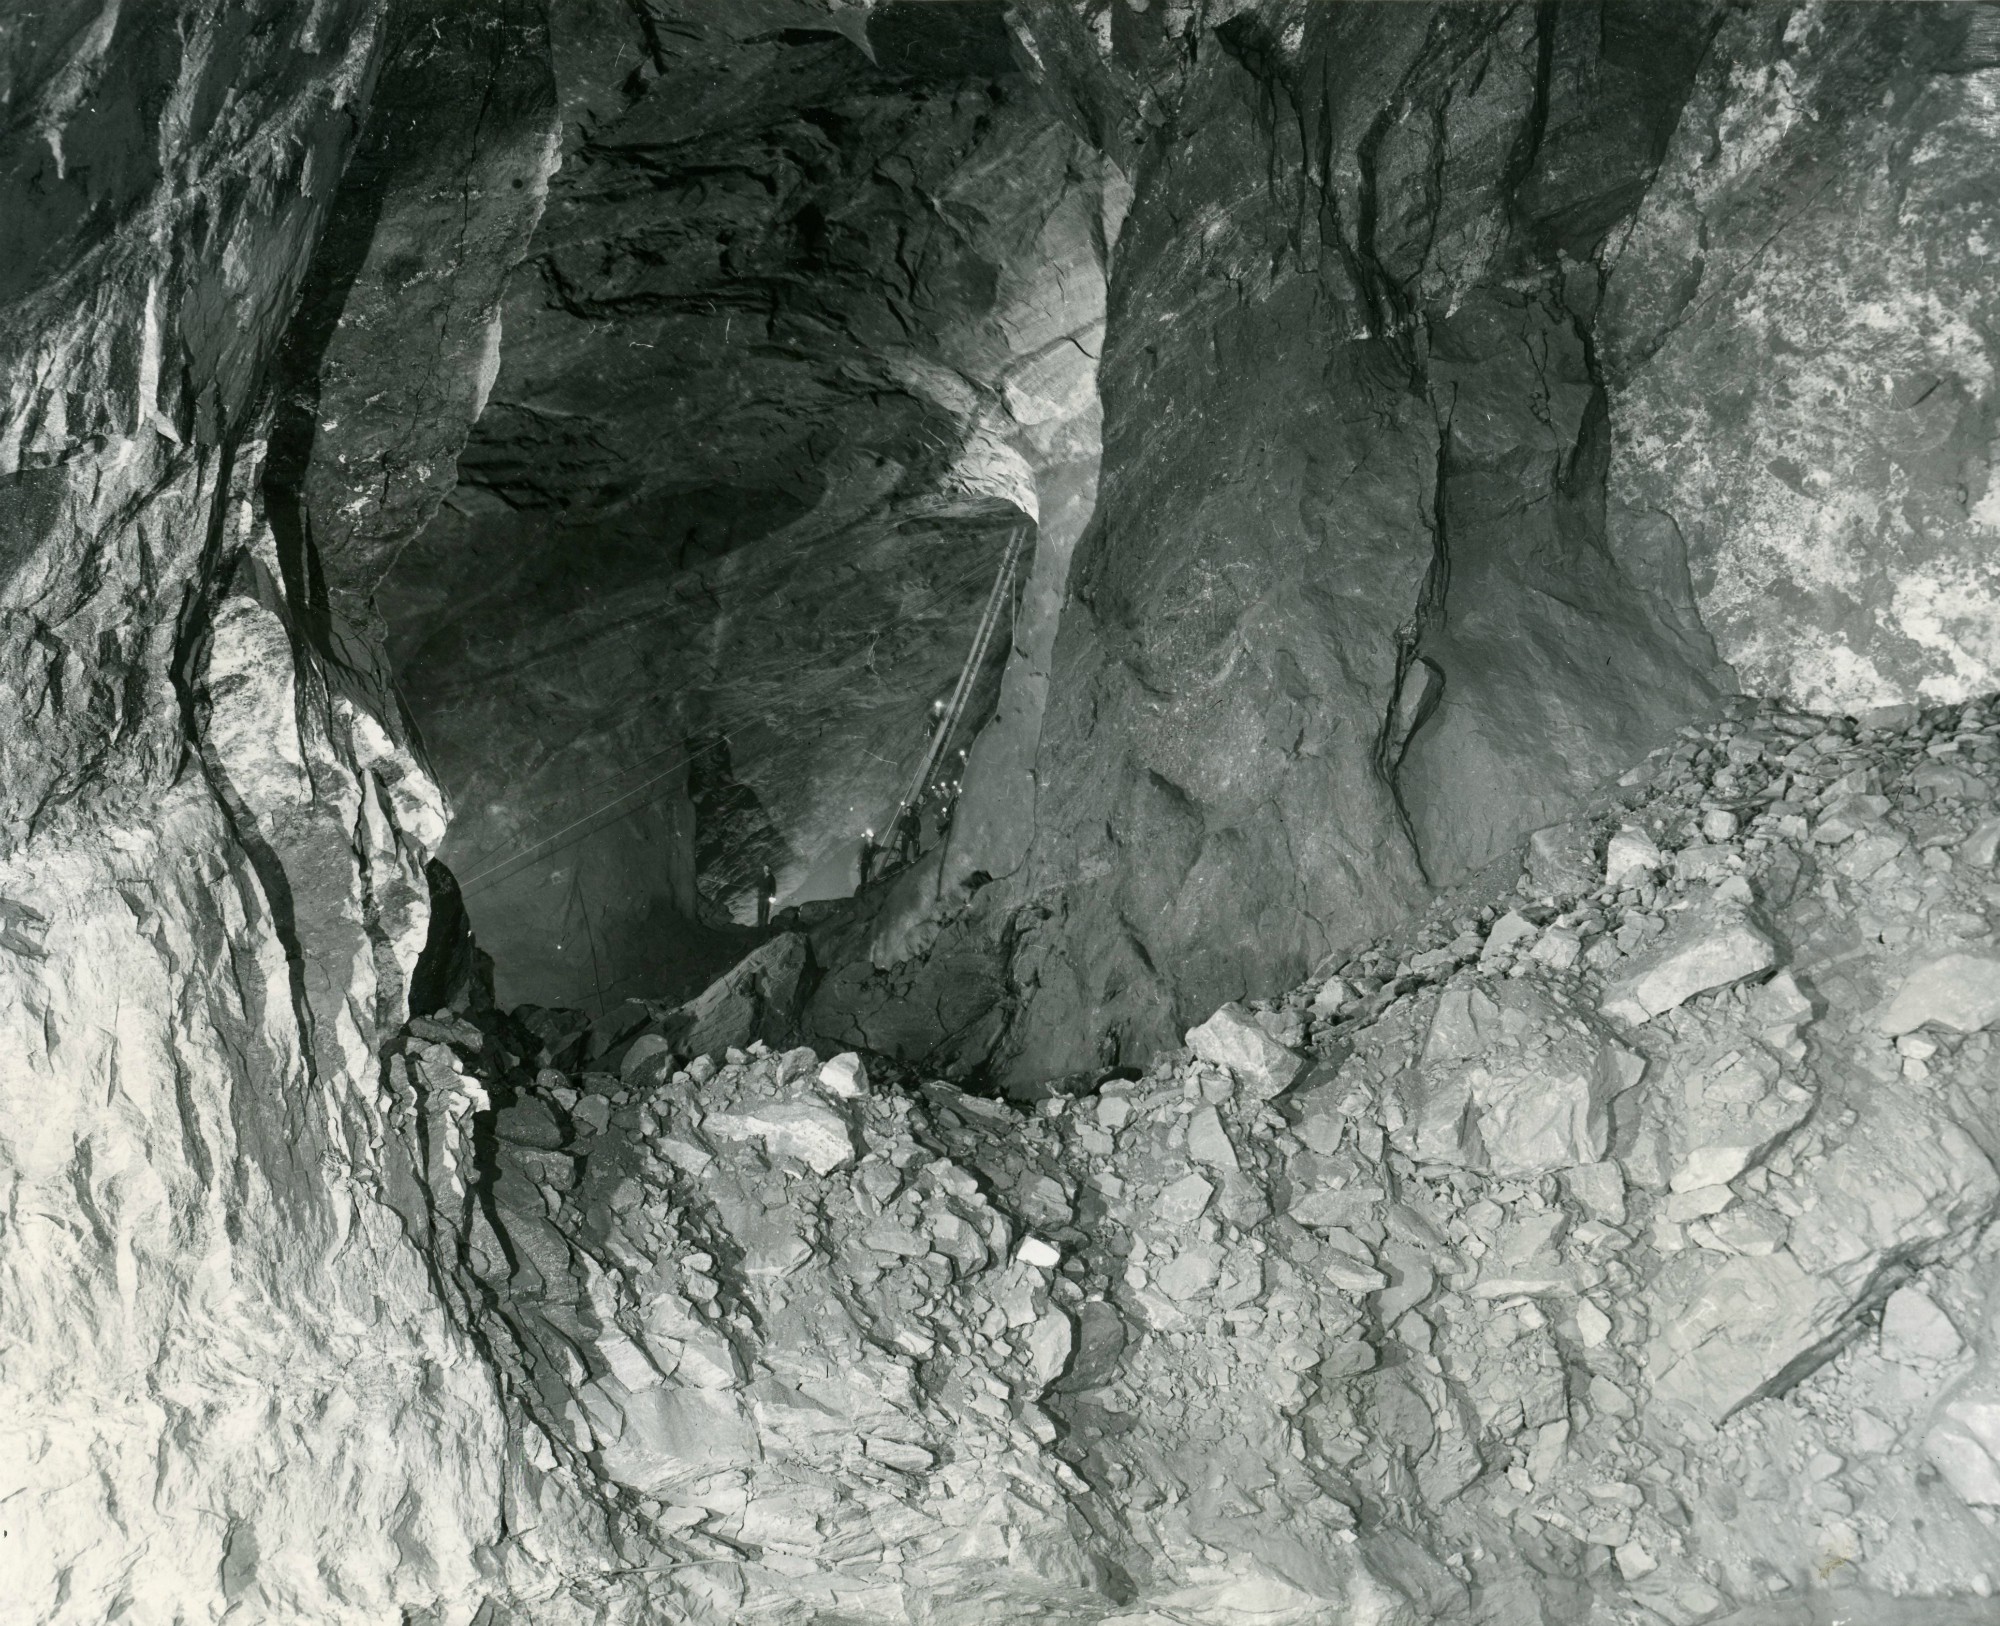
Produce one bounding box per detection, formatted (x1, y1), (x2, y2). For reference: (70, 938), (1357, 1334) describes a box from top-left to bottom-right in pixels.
(1186, 1105), (1239, 1169)
(1026, 1309), (1074, 1388)
(1289, 1183), (1385, 1231)
(864, 1435), (935, 1473)
(1055, 1301), (1128, 1393)
(1605, 825), (1665, 888)
(1528, 822), (1599, 898)
(620, 1033), (675, 1083)
(1650, 1091), (1999, 1423)
(818, 1051), (868, 1097)
(591, 1385), (758, 1488)
(1392, 1065), (1483, 1168)
(672, 932), (811, 1058)
(1564, 1161), (1627, 1225)
(1157, 1172), (1214, 1226)
(1879, 1286), (1963, 1365)
(1529, 928), (1582, 971)
(1927, 1403), (2000, 1505)
(1400, 983), (1642, 1175)
(1600, 908), (1778, 1025)
(1836, 830), (1908, 881)
(1474, 1039), (1644, 1178)
(1185, 1002), (1305, 1098)
(1876, 955), (2000, 1035)
(1480, 910), (1539, 965)
(1311, 977), (1352, 1015)
(705, 1098), (856, 1175)
(1154, 1248), (1220, 1300)
(1324, 1254), (1389, 1294)
(1424, 985), (1503, 1064)
(1665, 1041), (1815, 1194)
(1811, 793), (1892, 844)
(1645, 1250), (1833, 1422)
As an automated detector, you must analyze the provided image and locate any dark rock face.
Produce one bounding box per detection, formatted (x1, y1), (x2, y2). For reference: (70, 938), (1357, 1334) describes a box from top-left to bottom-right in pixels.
(276, 0), (560, 633)
(381, 3), (1113, 1012)
(816, 1), (2000, 1085)
(824, 3), (1734, 1083)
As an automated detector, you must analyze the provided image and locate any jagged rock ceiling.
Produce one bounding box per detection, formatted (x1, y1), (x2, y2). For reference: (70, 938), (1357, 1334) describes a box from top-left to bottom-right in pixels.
(4, 2), (2000, 1622)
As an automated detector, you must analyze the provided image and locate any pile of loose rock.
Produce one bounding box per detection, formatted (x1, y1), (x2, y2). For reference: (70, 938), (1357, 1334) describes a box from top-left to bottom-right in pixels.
(409, 694), (2000, 1623)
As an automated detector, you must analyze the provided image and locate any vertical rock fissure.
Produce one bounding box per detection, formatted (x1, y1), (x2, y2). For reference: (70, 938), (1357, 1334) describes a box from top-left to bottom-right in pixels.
(1502, 0), (1558, 210)
(173, 433), (329, 1089)
(1374, 393), (1454, 884)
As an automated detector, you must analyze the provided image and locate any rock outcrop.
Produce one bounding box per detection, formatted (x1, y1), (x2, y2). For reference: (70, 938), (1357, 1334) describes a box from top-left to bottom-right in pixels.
(798, 1), (2000, 1084)
(0, 6), (533, 1619)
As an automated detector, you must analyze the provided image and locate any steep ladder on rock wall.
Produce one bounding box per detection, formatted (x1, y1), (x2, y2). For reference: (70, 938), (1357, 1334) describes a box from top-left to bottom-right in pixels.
(882, 525), (1026, 843)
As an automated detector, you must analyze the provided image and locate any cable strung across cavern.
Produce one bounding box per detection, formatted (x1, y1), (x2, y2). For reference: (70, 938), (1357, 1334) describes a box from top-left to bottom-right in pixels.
(881, 523), (1026, 835)
(454, 525), (1029, 899)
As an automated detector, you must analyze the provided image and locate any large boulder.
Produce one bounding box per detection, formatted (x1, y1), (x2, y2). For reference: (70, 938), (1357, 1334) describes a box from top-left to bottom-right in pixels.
(1876, 955), (2000, 1036)
(1601, 908), (1779, 1026)
(1186, 1002), (1306, 1100)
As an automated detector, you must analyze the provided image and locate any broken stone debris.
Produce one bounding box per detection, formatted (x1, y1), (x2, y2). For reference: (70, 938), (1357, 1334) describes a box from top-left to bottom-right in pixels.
(1184, 1001), (1305, 1098)
(1600, 906), (1778, 1025)
(436, 691), (2000, 1624)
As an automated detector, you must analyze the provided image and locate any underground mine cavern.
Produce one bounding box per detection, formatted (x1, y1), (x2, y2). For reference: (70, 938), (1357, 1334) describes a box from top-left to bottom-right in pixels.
(7, 2), (2000, 1622)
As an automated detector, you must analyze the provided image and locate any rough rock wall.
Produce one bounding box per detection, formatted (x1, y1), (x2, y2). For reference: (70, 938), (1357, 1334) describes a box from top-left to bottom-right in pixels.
(0, 8), (559, 1619)
(819, 1), (1736, 1084)
(280, 0), (561, 637)
(1602, 3), (2000, 712)
(822, 0), (2000, 1088)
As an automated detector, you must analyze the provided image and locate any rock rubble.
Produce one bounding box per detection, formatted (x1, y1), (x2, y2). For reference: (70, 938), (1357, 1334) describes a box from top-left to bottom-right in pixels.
(405, 691), (2000, 1621)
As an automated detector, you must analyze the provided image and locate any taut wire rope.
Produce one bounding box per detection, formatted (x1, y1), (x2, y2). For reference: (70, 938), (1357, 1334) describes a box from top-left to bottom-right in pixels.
(444, 549), (1010, 883)
(453, 526), (1028, 898)
(881, 524), (1026, 838)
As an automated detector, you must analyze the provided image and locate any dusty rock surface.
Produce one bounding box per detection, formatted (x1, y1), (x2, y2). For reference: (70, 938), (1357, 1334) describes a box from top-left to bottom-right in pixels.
(397, 687), (2000, 1623)
(1602, 3), (2000, 712)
